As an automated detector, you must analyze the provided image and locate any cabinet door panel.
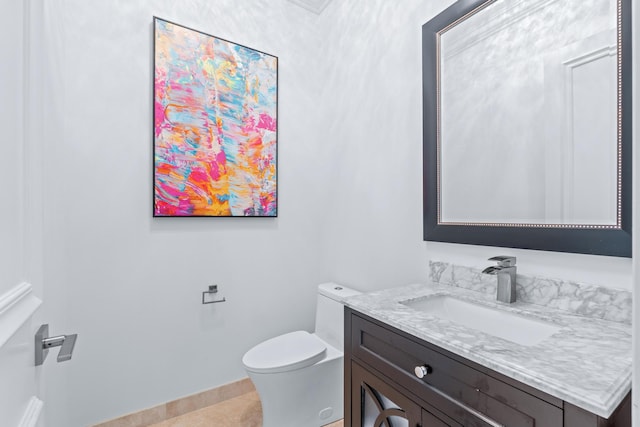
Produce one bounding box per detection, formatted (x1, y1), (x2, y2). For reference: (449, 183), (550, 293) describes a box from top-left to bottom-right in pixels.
(422, 410), (456, 427)
(351, 361), (423, 427)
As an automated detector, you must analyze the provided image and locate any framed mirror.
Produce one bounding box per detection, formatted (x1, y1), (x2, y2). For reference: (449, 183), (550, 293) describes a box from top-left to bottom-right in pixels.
(422, 0), (632, 257)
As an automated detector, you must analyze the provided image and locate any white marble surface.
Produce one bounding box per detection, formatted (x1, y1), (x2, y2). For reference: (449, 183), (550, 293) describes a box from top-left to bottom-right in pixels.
(429, 261), (632, 324)
(344, 282), (631, 418)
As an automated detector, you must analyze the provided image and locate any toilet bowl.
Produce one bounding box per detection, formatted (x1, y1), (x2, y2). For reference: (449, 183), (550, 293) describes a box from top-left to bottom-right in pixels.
(242, 283), (361, 427)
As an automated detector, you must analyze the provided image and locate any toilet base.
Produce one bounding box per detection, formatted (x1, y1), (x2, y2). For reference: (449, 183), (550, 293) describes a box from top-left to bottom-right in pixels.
(247, 341), (343, 427)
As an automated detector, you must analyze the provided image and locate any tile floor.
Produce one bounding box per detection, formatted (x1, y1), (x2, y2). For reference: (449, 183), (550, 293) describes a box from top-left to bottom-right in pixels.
(149, 391), (344, 427)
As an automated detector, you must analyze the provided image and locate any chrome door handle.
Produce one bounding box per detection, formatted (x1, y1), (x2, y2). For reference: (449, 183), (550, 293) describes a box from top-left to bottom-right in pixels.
(35, 324), (78, 366)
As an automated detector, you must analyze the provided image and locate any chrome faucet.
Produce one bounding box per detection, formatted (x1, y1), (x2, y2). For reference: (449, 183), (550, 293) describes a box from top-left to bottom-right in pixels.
(482, 256), (517, 303)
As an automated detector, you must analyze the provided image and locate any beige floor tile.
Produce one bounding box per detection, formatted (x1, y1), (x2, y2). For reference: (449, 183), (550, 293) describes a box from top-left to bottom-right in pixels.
(215, 393), (262, 426)
(165, 378), (256, 419)
(236, 390), (261, 403)
(151, 393), (261, 427)
(151, 405), (233, 427)
(94, 404), (166, 427)
(150, 390), (343, 427)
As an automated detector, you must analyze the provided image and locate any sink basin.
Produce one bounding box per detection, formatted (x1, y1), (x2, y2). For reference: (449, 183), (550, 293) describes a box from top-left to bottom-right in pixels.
(400, 295), (561, 346)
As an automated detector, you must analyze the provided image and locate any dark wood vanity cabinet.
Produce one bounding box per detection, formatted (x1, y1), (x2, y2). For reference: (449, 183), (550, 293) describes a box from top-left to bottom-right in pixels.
(345, 308), (631, 427)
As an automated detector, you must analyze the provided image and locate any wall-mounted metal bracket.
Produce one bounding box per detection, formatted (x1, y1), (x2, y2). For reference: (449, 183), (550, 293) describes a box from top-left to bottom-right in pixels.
(35, 324), (78, 366)
(202, 285), (226, 304)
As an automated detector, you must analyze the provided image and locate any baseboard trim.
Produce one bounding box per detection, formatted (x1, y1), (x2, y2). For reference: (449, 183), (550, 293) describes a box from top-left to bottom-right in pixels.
(18, 396), (43, 427)
(92, 377), (256, 427)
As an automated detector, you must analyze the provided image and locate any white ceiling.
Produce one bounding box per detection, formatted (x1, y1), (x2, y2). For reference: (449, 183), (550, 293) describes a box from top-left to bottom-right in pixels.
(287, 0), (333, 14)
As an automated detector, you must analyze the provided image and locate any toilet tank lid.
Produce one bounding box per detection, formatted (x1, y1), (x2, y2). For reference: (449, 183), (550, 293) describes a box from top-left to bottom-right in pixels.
(242, 331), (326, 374)
(317, 282), (361, 302)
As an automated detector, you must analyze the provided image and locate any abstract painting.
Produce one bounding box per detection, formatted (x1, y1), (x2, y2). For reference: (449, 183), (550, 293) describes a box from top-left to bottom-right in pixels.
(154, 18), (278, 217)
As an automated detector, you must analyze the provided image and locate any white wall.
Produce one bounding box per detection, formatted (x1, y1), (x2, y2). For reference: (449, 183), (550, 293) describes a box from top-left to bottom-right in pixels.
(39, 1), (327, 425)
(316, 0), (632, 293)
(315, 0), (453, 290)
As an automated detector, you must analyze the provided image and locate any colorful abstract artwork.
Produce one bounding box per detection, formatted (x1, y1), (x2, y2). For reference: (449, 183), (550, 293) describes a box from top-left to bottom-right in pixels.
(154, 18), (278, 217)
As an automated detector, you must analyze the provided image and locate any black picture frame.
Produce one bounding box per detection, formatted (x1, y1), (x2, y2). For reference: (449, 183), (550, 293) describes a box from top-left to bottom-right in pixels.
(422, 0), (632, 257)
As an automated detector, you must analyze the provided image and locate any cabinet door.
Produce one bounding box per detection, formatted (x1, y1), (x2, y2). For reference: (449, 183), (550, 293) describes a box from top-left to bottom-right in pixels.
(352, 361), (462, 427)
(351, 361), (423, 427)
(422, 410), (458, 427)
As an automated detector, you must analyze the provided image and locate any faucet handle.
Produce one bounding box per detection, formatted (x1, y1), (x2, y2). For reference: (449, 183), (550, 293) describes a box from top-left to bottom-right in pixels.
(488, 255), (516, 267)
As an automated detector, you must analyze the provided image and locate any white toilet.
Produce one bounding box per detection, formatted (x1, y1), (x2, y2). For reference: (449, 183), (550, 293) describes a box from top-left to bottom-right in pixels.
(242, 282), (361, 427)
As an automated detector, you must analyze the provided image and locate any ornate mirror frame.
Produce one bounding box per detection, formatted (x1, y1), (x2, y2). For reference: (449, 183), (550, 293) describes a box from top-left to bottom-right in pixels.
(422, 0), (632, 257)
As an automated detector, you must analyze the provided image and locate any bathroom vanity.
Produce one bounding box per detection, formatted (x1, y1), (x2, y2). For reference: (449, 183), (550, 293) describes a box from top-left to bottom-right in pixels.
(380, 0), (635, 422)
(343, 282), (631, 427)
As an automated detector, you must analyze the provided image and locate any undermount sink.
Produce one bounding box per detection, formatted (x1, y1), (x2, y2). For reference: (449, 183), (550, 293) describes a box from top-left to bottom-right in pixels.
(400, 295), (561, 346)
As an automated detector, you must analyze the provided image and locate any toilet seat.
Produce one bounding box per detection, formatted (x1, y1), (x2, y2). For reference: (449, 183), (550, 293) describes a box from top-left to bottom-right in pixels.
(242, 331), (327, 374)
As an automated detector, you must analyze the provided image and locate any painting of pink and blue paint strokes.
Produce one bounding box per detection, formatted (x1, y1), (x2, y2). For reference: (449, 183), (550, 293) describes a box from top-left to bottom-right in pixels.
(153, 18), (278, 217)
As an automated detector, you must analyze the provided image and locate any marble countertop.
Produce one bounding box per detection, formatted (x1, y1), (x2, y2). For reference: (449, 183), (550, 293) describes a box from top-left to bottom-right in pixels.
(344, 282), (631, 418)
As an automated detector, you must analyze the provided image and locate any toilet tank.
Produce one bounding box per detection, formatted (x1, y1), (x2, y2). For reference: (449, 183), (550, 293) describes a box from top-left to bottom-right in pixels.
(315, 283), (361, 351)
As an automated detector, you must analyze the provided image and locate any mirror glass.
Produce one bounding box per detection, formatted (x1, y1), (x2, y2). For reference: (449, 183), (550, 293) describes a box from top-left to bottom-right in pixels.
(422, 0), (631, 257)
(440, 0), (619, 226)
